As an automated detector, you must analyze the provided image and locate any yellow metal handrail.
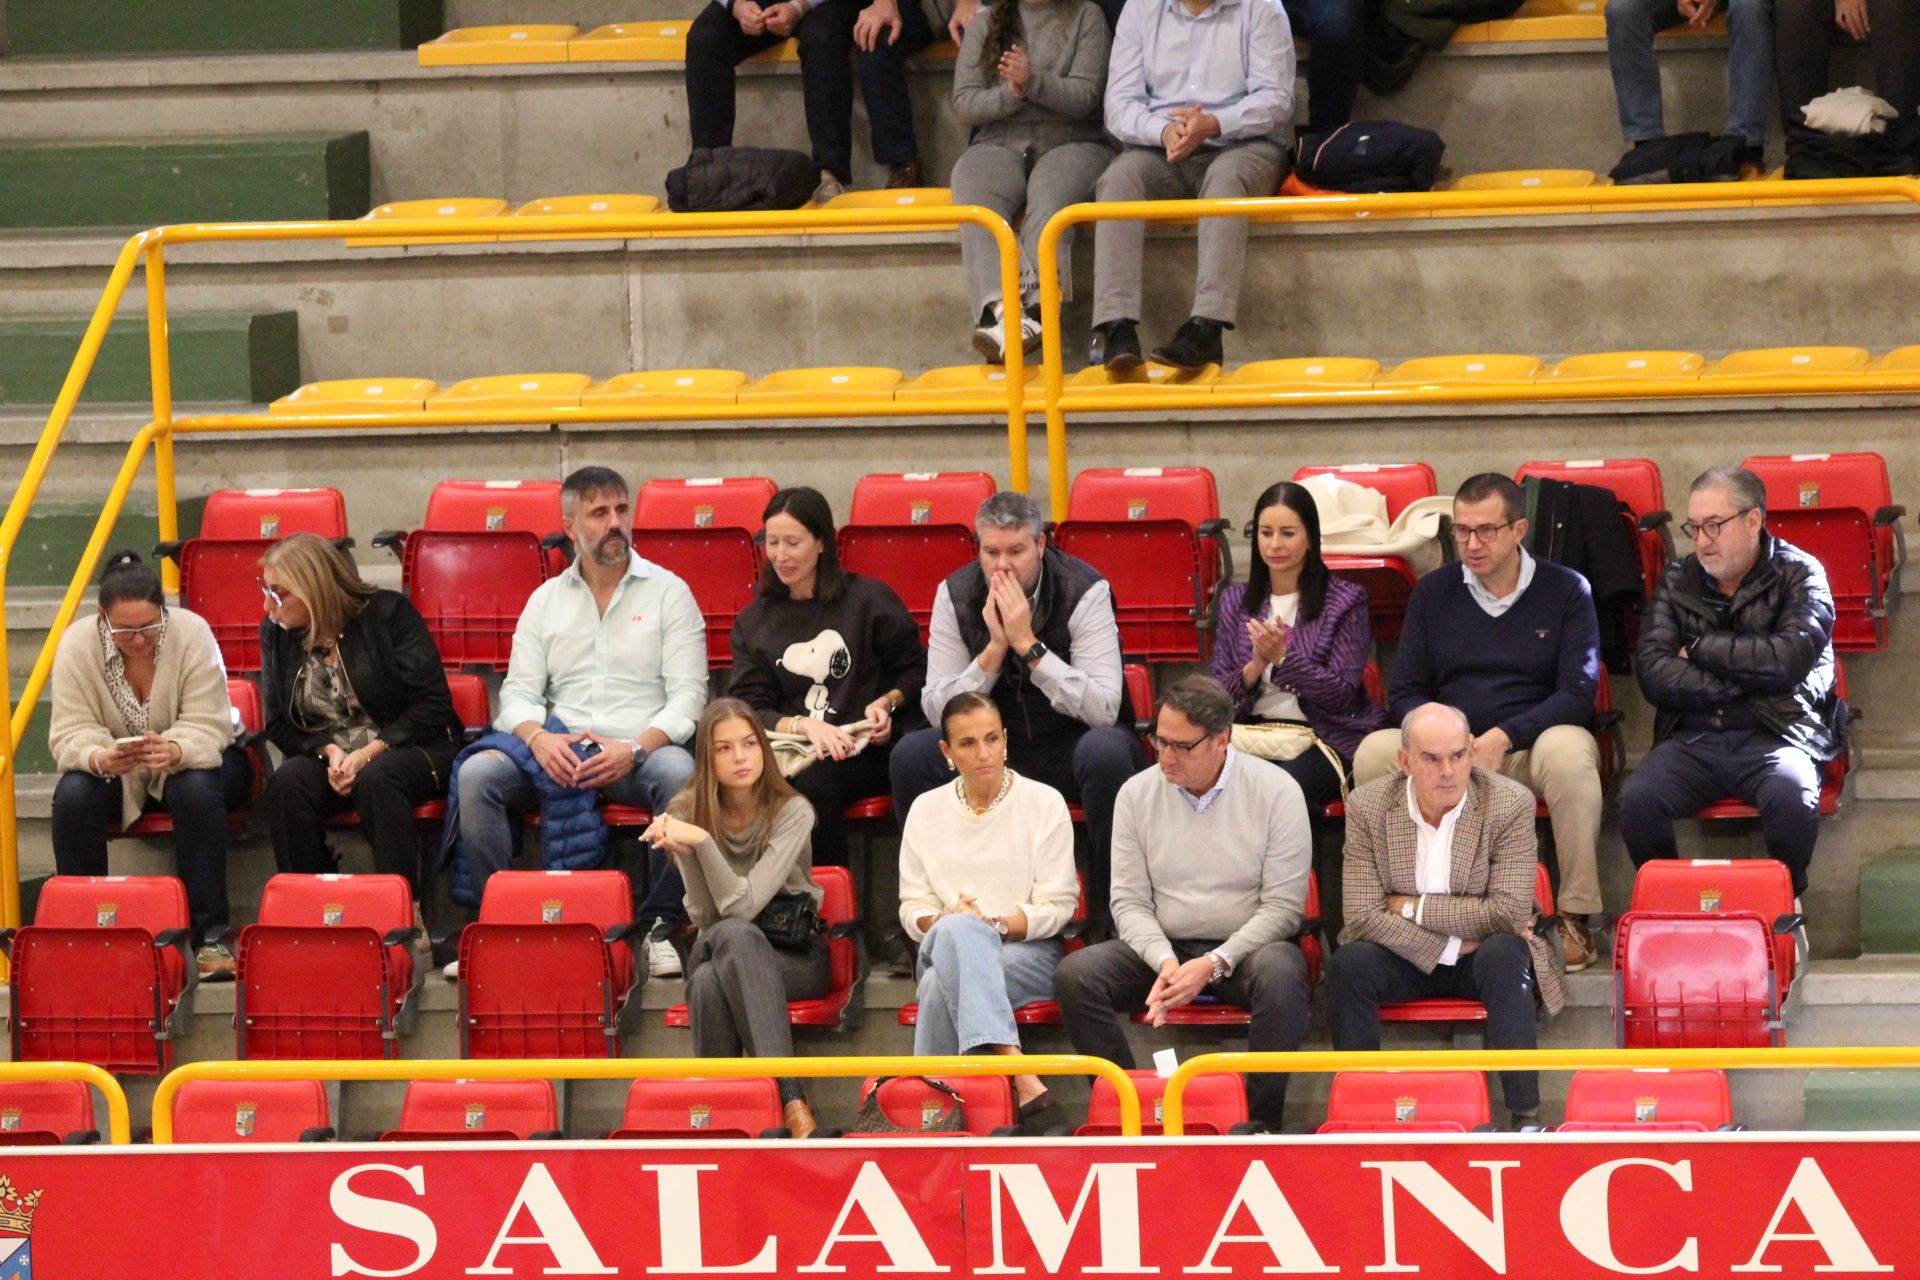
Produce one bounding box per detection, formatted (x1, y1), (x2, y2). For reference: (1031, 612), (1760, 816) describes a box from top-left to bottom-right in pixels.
(1034, 175), (1920, 519)
(0, 205), (1029, 938)
(149, 1054), (1142, 1142)
(1159, 1045), (1920, 1135)
(0, 1061), (133, 1144)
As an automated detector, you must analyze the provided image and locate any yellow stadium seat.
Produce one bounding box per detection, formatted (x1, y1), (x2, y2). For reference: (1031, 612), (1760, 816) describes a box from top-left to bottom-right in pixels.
(915, 40), (960, 59)
(808, 187), (958, 231)
(270, 378), (438, 416)
(427, 373), (595, 412)
(1700, 347), (1873, 379)
(1064, 363), (1220, 404)
(1377, 354), (1543, 385)
(581, 370), (748, 405)
(1541, 351), (1706, 382)
(568, 21), (690, 61)
(1870, 346), (1920, 374)
(893, 364), (1037, 408)
(352, 198), (510, 247)
(736, 367), (904, 403)
(1452, 169), (1598, 191)
(1480, 0), (1605, 38)
(503, 194), (663, 241)
(1216, 358), (1381, 395)
(747, 39), (802, 63)
(418, 24), (578, 66)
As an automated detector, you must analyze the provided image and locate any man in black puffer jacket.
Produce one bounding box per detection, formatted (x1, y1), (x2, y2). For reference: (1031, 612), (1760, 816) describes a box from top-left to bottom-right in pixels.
(1619, 465), (1841, 896)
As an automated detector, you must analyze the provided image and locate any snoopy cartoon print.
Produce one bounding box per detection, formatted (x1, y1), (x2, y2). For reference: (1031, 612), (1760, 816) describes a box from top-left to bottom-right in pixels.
(778, 629), (852, 719)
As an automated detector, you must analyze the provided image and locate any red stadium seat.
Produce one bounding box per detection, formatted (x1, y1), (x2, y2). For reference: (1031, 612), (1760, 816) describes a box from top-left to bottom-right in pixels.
(1560, 1068), (1733, 1132)
(665, 866), (864, 1031)
(899, 874), (1091, 1028)
(630, 527), (758, 667)
(1318, 1069), (1491, 1133)
(1516, 458), (1673, 605)
(1052, 467), (1232, 661)
(114, 679), (263, 842)
(402, 529), (550, 671)
(460, 923), (620, 1060)
(1078, 1069), (1250, 1135)
(848, 471), (996, 527)
(1378, 864), (1554, 1026)
(613, 1078), (787, 1139)
(199, 487), (349, 541)
(0, 1081), (99, 1145)
(170, 1079), (331, 1143)
(6, 875), (194, 1074)
(236, 874), (420, 1060)
(396, 478), (570, 575)
(838, 523), (977, 642)
(1697, 658), (1850, 819)
(1743, 451), (1903, 652)
(470, 868), (641, 1015)
(856, 1076), (1016, 1136)
(635, 476), (777, 531)
(1128, 870), (1325, 1028)
(382, 1079), (560, 1140)
(1612, 911), (1782, 1048)
(1294, 462), (1437, 641)
(1631, 858), (1801, 996)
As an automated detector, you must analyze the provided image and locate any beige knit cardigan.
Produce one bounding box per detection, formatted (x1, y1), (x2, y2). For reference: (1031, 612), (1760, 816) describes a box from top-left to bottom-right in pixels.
(48, 607), (235, 828)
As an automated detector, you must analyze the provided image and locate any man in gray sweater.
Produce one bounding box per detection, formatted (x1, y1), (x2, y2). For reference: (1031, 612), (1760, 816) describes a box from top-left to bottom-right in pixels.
(1053, 674), (1313, 1128)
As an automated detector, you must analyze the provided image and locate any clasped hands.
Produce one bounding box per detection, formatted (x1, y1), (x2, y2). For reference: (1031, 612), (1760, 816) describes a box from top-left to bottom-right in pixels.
(732, 0), (807, 37)
(529, 729), (638, 790)
(1160, 105), (1221, 165)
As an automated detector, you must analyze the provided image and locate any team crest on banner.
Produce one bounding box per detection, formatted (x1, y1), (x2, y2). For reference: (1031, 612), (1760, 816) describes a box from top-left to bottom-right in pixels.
(689, 1105), (711, 1130)
(1394, 1097), (1418, 1124)
(542, 900), (564, 924)
(235, 1103), (257, 1138)
(1700, 889), (1722, 912)
(465, 1104), (487, 1131)
(95, 901), (117, 927)
(323, 903), (345, 926)
(0, 1175), (43, 1280)
(1636, 1096), (1660, 1123)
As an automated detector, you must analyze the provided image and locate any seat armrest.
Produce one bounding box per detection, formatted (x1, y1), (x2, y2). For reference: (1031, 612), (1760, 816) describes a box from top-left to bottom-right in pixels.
(371, 530), (407, 557)
(529, 1129), (564, 1141)
(827, 918), (863, 940)
(298, 1126), (338, 1143)
(1772, 912), (1806, 936)
(61, 1130), (101, 1145)
(1470, 1122), (1502, 1133)
(382, 925), (423, 948)
(0, 928), (14, 960)
(1226, 1120), (1270, 1136)
(1875, 504), (1905, 527)
(808, 1127), (846, 1139)
(539, 532), (572, 555)
(331, 537), (356, 552)
(1716, 1122), (1748, 1132)
(757, 1125), (795, 1140)
(152, 540), (184, 563)
(1638, 510), (1672, 532)
(604, 922), (643, 949)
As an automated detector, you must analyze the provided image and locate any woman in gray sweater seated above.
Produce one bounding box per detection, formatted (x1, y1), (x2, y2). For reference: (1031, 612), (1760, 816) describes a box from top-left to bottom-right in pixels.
(642, 698), (827, 1137)
(951, 0), (1113, 363)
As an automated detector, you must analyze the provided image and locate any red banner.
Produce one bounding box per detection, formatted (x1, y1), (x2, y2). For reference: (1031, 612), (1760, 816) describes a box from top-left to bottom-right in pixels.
(2, 1135), (1916, 1276)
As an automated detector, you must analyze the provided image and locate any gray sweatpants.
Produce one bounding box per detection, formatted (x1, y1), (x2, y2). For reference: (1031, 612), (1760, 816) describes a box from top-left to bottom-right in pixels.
(953, 139), (1115, 319)
(1091, 139), (1286, 327)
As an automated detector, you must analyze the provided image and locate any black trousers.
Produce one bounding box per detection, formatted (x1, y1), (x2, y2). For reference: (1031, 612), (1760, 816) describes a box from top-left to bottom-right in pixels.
(1327, 934), (1541, 1113)
(1775, 0), (1920, 124)
(50, 745), (252, 944)
(686, 0), (863, 182)
(261, 745), (450, 896)
(1053, 937), (1311, 1126)
(789, 740), (895, 868)
(1618, 729), (1821, 895)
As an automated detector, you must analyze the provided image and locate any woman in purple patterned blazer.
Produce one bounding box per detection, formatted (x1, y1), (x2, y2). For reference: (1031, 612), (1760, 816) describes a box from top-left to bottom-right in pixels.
(1208, 481), (1388, 810)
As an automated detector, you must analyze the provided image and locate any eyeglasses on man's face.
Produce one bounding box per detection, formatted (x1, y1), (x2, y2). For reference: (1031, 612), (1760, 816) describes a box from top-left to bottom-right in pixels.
(1680, 508), (1754, 541)
(1450, 521), (1515, 546)
(1149, 731), (1212, 756)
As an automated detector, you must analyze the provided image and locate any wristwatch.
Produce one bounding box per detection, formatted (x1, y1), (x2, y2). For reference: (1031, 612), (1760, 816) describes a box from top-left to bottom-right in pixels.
(1400, 899), (1417, 921)
(1022, 640), (1049, 665)
(630, 741), (649, 768)
(991, 916), (1011, 937)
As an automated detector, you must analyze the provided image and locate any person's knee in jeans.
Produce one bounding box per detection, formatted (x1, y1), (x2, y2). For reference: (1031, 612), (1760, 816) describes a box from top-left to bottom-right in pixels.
(637, 744), (696, 812)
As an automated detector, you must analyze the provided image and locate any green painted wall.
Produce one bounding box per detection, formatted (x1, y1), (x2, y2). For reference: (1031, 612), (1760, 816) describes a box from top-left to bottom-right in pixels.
(0, 313), (300, 404)
(6, 0), (443, 54)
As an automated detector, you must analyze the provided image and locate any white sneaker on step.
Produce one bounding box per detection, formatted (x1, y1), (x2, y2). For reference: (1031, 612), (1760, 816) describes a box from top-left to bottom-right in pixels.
(648, 934), (683, 978)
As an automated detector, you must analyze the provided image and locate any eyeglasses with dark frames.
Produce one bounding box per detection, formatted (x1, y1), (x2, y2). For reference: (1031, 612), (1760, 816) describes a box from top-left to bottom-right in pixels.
(1679, 508), (1754, 541)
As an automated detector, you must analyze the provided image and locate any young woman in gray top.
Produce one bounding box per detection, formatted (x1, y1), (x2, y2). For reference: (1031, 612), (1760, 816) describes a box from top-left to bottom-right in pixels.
(951, 0), (1112, 363)
(644, 698), (827, 1136)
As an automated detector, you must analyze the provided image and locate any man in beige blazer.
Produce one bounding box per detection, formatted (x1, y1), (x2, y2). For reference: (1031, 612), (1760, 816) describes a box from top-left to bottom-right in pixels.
(1327, 702), (1565, 1124)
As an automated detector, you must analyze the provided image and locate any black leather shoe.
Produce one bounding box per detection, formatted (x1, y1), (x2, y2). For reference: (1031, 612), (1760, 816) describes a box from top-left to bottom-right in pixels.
(1091, 318), (1143, 372)
(1153, 316), (1230, 370)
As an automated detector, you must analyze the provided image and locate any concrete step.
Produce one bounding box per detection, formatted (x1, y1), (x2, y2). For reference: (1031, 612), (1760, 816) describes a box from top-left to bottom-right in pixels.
(1802, 1068), (1920, 1130)
(1859, 850), (1920, 953)
(5, 0), (442, 55)
(0, 312), (300, 404)
(2, 496), (210, 588)
(0, 133), (372, 229)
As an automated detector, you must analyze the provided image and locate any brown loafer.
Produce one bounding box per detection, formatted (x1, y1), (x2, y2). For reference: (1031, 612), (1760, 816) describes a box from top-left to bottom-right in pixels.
(1561, 915), (1599, 973)
(886, 158), (923, 189)
(782, 1098), (818, 1139)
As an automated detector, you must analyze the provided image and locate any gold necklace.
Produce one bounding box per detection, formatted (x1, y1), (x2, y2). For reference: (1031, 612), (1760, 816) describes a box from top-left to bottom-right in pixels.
(956, 768), (1016, 817)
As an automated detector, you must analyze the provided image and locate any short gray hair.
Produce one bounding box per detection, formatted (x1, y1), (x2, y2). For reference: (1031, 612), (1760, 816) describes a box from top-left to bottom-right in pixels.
(1157, 675), (1234, 737)
(560, 465), (629, 519)
(1690, 465), (1767, 516)
(1400, 702), (1472, 749)
(977, 490), (1045, 539)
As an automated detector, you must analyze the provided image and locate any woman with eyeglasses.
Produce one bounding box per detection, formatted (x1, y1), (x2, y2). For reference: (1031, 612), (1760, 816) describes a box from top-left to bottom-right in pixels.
(898, 691), (1080, 1133)
(48, 551), (252, 977)
(1207, 481), (1387, 810)
(257, 532), (461, 901)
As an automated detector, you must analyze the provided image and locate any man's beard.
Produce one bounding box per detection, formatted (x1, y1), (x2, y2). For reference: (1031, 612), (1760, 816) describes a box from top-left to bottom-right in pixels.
(581, 531), (628, 567)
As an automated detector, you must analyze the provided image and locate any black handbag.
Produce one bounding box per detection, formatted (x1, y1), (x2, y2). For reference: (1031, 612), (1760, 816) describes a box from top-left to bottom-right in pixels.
(753, 890), (826, 952)
(850, 1078), (968, 1134)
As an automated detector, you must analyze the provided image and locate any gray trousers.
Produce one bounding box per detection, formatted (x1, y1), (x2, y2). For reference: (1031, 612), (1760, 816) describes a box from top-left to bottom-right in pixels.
(1091, 140), (1286, 327)
(685, 917), (832, 1105)
(952, 139), (1115, 319)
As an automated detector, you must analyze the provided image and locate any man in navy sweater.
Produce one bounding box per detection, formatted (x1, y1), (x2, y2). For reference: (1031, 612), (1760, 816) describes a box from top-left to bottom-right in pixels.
(1352, 473), (1605, 972)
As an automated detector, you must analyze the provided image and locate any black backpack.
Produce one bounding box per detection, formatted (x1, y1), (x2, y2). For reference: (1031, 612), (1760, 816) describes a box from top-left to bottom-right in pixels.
(666, 146), (817, 212)
(1294, 121), (1446, 193)
(1608, 133), (1749, 185)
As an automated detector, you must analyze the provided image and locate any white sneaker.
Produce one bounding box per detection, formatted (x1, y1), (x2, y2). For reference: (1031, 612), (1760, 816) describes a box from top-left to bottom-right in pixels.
(811, 170), (846, 205)
(648, 934), (683, 978)
(1014, 309), (1042, 355)
(441, 959), (459, 982)
(971, 307), (1007, 364)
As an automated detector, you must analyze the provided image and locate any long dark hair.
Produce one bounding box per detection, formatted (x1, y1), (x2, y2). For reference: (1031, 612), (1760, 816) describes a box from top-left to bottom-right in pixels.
(98, 550), (163, 610)
(757, 486), (846, 603)
(1243, 481), (1329, 623)
(978, 0), (1026, 69)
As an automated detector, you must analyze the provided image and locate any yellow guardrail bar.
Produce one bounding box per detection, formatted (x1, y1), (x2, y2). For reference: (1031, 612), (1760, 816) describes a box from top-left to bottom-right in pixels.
(150, 1054), (1141, 1143)
(1033, 175), (1920, 519)
(1160, 1045), (1920, 1135)
(0, 206), (1028, 944)
(0, 1061), (133, 1145)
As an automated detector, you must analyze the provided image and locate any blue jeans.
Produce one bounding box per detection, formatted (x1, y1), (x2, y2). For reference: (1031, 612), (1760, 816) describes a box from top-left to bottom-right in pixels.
(454, 746), (695, 923)
(855, 0), (936, 166)
(1605, 0), (1774, 145)
(913, 913), (1063, 1055)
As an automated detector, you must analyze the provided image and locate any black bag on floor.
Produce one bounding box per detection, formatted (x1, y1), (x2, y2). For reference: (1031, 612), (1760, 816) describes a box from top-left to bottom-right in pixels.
(1295, 121), (1446, 193)
(667, 146), (817, 212)
(1608, 132), (1748, 184)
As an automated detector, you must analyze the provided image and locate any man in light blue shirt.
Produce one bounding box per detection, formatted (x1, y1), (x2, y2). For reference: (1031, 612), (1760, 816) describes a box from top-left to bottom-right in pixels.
(456, 465), (709, 976)
(1090, 0), (1295, 373)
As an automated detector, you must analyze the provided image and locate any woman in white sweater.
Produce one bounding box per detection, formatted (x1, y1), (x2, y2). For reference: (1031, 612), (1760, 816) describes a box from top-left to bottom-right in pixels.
(48, 551), (249, 976)
(899, 691), (1079, 1131)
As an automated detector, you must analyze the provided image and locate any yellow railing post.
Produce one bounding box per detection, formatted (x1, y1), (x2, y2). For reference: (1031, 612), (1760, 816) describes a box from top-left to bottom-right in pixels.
(149, 1054), (1140, 1143)
(144, 244), (181, 597)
